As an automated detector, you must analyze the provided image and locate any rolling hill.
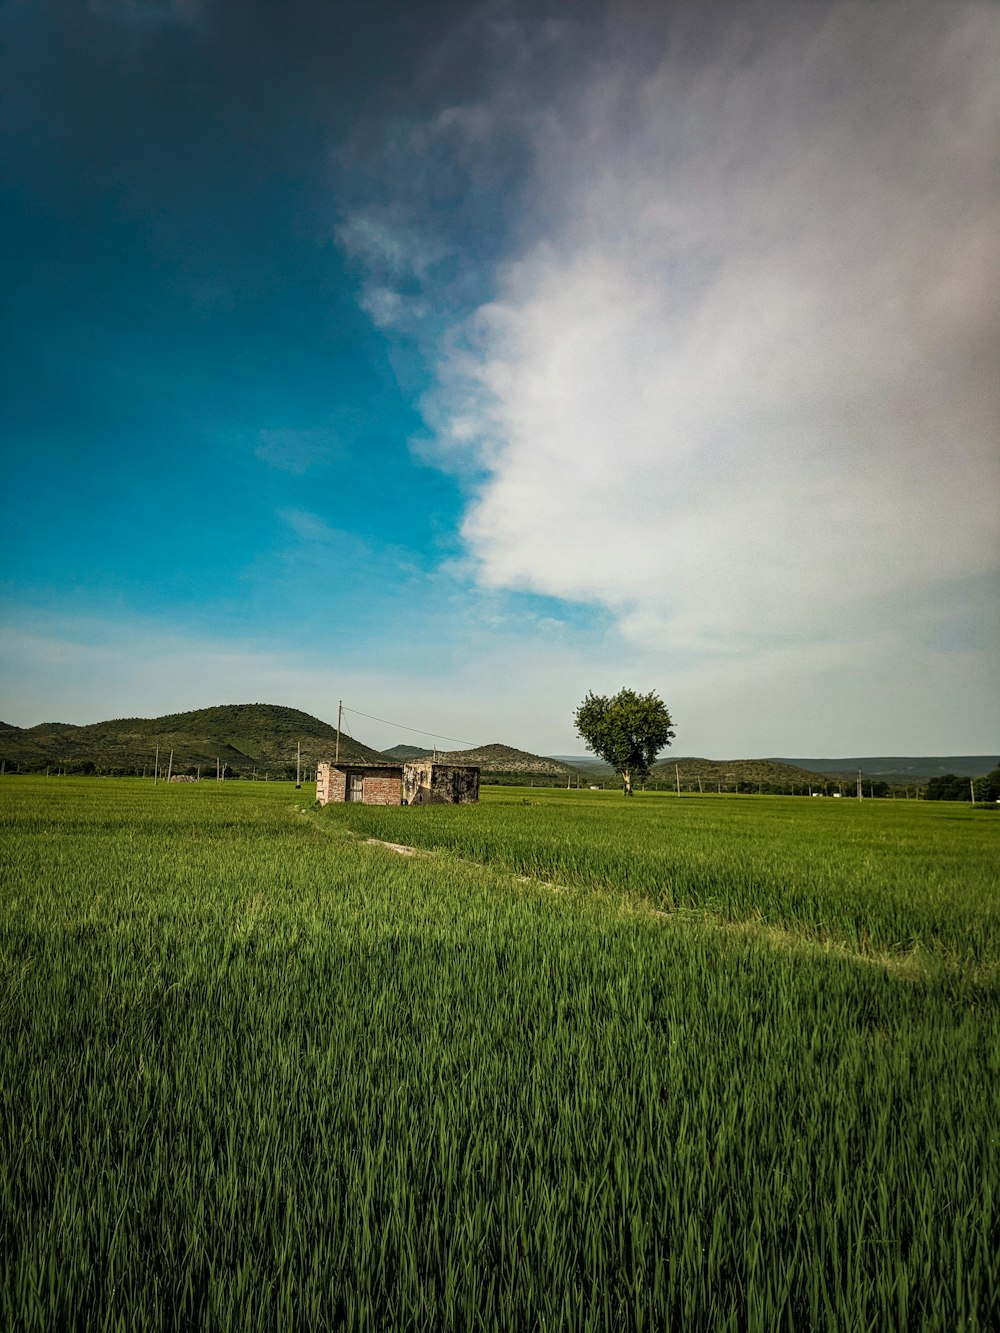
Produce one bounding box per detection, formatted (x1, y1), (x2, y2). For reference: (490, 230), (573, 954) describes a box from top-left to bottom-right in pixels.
(649, 757), (830, 790)
(0, 704), (384, 776)
(420, 743), (575, 778)
(771, 756), (1000, 781)
(381, 744), (434, 760)
(3, 705), (985, 790)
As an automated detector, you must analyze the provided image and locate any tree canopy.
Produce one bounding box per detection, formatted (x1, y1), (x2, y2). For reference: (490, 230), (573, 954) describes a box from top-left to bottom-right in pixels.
(574, 688), (675, 796)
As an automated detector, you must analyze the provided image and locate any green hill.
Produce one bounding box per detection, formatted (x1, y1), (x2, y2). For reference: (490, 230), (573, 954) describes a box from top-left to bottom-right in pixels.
(381, 744), (434, 760)
(430, 743), (575, 779)
(0, 703), (383, 776)
(772, 755), (1000, 781)
(649, 757), (835, 791)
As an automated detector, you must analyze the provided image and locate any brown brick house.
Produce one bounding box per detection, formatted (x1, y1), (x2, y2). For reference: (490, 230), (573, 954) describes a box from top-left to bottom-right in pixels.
(316, 762), (402, 805)
(316, 760), (480, 807)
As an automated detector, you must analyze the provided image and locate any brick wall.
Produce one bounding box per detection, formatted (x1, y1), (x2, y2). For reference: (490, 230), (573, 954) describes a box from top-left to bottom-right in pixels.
(362, 773), (402, 805)
(316, 762), (401, 805)
(316, 762), (348, 805)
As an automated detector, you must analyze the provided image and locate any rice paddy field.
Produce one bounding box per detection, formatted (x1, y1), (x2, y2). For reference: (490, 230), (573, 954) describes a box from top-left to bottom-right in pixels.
(1, 777), (997, 1331)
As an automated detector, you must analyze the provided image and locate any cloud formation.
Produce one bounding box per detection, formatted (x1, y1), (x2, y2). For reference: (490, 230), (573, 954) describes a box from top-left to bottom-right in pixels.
(419, 0), (999, 673)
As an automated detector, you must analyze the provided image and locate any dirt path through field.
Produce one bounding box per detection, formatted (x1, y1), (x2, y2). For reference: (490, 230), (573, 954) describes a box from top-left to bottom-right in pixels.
(335, 821), (931, 979)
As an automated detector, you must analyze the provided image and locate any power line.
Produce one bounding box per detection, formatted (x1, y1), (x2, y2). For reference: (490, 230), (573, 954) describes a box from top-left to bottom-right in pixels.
(340, 704), (475, 748)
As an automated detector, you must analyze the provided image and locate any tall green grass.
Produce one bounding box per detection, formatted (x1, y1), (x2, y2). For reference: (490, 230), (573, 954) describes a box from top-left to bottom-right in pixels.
(329, 787), (1000, 969)
(1, 778), (998, 1330)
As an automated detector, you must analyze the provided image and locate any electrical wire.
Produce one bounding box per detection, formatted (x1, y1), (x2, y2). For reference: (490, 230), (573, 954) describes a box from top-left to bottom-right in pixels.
(340, 705), (475, 748)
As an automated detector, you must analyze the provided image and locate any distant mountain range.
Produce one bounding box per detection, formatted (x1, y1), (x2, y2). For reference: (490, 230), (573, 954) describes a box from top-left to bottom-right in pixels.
(1, 704), (992, 786)
(555, 753), (999, 783)
(554, 754), (832, 785)
(0, 706), (576, 780)
(425, 743), (573, 777)
(0, 704), (384, 775)
(770, 756), (1000, 780)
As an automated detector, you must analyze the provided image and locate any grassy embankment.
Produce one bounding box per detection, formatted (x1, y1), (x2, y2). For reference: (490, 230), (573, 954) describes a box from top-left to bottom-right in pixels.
(1, 777), (997, 1331)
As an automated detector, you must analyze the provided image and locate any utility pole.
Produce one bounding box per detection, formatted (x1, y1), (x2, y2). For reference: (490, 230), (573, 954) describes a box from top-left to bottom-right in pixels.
(335, 701), (342, 763)
(154, 744), (159, 784)
(970, 778), (976, 805)
(196, 765), (201, 782)
(166, 750), (173, 783)
(296, 741), (302, 789)
(857, 769), (863, 800)
(697, 775), (703, 794)
(675, 763), (681, 795)
(216, 756), (220, 782)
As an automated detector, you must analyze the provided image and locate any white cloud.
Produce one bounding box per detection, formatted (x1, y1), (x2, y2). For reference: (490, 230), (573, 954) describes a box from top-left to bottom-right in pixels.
(335, 210), (446, 331)
(422, 0), (1000, 678)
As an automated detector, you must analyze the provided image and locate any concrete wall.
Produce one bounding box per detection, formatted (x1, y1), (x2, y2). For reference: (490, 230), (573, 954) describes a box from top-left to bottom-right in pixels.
(402, 762), (480, 805)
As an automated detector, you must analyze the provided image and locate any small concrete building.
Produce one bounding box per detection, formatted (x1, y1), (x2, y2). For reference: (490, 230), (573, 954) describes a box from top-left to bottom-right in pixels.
(316, 759), (480, 807)
(402, 761), (480, 805)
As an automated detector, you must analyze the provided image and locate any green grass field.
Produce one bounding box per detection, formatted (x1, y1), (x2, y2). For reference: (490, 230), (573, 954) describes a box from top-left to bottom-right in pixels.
(1, 778), (997, 1331)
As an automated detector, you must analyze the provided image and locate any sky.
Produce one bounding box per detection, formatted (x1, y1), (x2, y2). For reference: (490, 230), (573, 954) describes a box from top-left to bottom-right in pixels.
(1, 0), (997, 758)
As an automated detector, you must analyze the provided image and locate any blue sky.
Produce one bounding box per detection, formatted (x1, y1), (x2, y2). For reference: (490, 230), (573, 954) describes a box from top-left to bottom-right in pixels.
(1, 0), (997, 757)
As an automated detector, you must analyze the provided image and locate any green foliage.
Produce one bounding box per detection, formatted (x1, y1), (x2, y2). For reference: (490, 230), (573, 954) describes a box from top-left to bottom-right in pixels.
(650, 756), (824, 787)
(1, 779), (997, 1330)
(575, 688), (675, 795)
(925, 773), (975, 801)
(642, 758), (893, 796)
(926, 768), (1000, 802)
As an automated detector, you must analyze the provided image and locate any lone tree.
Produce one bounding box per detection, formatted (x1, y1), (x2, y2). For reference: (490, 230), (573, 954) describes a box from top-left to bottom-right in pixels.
(574, 688), (675, 797)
